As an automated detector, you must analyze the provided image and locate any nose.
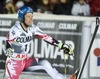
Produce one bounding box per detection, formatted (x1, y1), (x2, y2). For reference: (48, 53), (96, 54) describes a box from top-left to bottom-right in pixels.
(30, 16), (33, 20)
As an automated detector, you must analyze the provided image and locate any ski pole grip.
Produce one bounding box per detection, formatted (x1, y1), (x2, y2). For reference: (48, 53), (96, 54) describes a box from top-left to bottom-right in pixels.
(96, 17), (99, 26)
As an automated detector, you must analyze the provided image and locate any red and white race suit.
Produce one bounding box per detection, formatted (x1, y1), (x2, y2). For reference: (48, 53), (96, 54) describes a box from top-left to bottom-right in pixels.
(5, 21), (65, 79)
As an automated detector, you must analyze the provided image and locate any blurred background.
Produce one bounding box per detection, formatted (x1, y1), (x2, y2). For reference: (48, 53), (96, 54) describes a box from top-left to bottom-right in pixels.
(0, 0), (100, 79)
(0, 0), (100, 16)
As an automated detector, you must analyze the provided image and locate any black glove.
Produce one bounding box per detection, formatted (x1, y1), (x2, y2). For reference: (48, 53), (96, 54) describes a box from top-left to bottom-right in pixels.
(58, 42), (74, 55)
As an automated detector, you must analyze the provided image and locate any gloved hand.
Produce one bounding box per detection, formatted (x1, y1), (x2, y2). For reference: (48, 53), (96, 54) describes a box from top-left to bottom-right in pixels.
(63, 44), (73, 55)
(58, 42), (74, 55)
(5, 48), (14, 57)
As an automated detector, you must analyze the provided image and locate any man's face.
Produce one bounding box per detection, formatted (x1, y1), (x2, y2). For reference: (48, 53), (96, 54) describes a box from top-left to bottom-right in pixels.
(60, 0), (66, 3)
(43, 0), (49, 5)
(24, 13), (33, 26)
(79, 0), (84, 5)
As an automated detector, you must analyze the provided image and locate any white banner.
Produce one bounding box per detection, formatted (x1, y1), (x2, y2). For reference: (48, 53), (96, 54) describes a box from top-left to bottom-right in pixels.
(90, 20), (100, 78)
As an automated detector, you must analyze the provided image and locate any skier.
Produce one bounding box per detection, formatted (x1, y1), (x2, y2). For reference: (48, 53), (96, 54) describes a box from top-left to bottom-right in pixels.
(5, 6), (74, 79)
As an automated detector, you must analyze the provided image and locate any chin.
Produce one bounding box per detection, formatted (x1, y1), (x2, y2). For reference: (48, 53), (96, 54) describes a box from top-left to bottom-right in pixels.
(28, 24), (32, 26)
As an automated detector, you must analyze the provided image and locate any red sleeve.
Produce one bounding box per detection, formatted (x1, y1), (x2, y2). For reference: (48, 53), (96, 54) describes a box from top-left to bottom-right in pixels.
(34, 27), (59, 46)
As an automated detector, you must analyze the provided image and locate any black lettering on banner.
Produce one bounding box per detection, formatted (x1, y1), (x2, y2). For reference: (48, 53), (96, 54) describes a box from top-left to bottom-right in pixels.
(16, 36), (33, 43)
